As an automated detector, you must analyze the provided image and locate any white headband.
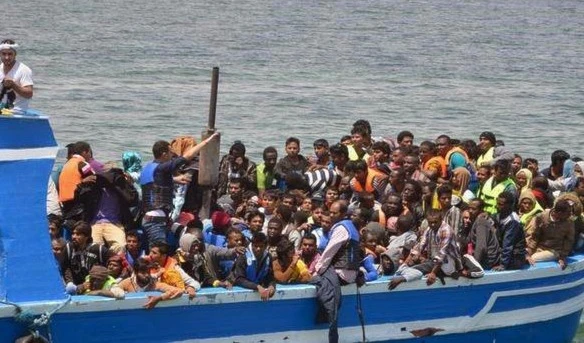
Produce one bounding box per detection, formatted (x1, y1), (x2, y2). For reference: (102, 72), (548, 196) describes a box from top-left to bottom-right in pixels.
(0, 43), (18, 51)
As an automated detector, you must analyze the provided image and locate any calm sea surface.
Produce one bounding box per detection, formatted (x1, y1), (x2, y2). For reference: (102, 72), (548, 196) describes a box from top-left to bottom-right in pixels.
(8, 0), (584, 340)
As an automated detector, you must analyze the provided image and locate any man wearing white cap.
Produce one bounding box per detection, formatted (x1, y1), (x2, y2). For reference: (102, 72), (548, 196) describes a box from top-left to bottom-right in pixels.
(0, 39), (33, 112)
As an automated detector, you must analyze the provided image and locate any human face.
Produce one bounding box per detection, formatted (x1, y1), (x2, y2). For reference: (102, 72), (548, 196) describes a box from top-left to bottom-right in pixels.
(282, 196), (295, 208)
(331, 153), (348, 170)
(422, 185), (433, 202)
(320, 215), (332, 231)
(352, 133), (364, 148)
(136, 269), (151, 287)
(427, 214), (442, 230)
(354, 169), (367, 184)
(301, 238), (316, 257)
(264, 152), (277, 170)
(49, 223), (60, 239)
(329, 203), (344, 224)
(89, 276), (106, 291)
(350, 208), (362, 222)
(419, 145), (433, 162)
(478, 137), (492, 153)
(285, 142), (299, 158)
(252, 241), (267, 259)
(403, 156), (418, 173)
(227, 232), (244, 248)
(372, 149), (388, 163)
(126, 235), (139, 252)
(248, 215), (264, 233)
(71, 230), (88, 249)
(364, 234), (377, 251)
(389, 170), (404, 186)
(402, 183), (417, 201)
(339, 177), (351, 192)
(468, 200), (482, 220)
(229, 182), (242, 195)
(462, 210), (471, 229)
(0, 49), (16, 67)
(391, 150), (404, 164)
(400, 136), (413, 147)
(311, 207), (323, 224)
(314, 145), (328, 158)
(436, 138), (450, 157)
(519, 198), (535, 214)
(188, 235), (205, 256)
(511, 157), (522, 173)
(149, 247), (164, 265)
(325, 189), (339, 203)
(438, 192), (451, 209)
(515, 171), (527, 189)
(267, 223), (283, 239)
(526, 161), (539, 176)
(385, 196), (402, 216)
(477, 167), (491, 184)
(107, 261), (122, 277)
(496, 197), (511, 216)
(301, 198), (312, 212)
(451, 173), (461, 188)
(264, 196), (278, 212)
(52, 241), (64, 256)
(494, 167), (509, 183)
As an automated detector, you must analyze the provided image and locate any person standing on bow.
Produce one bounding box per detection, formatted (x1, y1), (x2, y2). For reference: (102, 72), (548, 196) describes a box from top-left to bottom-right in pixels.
(0, 39), (33, 112)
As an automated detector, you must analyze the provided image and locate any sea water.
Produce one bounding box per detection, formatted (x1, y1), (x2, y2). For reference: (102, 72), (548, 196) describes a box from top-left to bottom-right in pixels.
(7, 0), (584, 340)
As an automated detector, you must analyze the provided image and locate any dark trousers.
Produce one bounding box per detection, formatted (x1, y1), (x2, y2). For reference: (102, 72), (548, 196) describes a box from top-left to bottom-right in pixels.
(310, 267), (342, 343)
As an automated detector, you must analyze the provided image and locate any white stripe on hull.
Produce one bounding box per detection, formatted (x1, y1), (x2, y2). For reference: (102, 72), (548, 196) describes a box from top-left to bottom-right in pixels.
(0, 147), (58, 161)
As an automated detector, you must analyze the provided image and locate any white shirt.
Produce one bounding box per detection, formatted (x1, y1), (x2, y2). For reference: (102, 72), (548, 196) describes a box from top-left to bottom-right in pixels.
(1, 61), (33, 111)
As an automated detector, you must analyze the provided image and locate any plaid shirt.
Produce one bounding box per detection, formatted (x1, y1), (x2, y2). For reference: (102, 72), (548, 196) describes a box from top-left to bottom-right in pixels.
(414, 221), (461, 267)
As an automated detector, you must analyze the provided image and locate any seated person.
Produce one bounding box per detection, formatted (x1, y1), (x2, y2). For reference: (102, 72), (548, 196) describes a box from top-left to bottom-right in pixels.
(61, 221), (109, 292)
(389, 209), (462, 290)
(272, 239), (311, 284)
(360, 235), (379, 282)
(231, 232), (276, 301)
(125, 230), (146, 267)
(525, 199), (575, 270)
(72, 265), (125, 299)
(147, 241), (198, 298)
(107, 255), (131, 282)
(382, 214), (418, 276)
(119, 258), (183, 309)
(299, 234), (321, 274)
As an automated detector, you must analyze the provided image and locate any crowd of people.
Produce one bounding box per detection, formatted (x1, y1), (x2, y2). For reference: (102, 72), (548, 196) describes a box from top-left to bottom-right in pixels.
(45, 118), (584, 341)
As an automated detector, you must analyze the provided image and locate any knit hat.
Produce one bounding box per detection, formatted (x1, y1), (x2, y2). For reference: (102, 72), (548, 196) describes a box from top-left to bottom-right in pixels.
(229, 141), (246, 156)
(479, 131), (496, 145)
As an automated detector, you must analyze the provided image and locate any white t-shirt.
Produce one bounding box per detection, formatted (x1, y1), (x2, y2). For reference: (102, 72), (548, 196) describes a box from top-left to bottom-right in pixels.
(1, 61), (33, 111)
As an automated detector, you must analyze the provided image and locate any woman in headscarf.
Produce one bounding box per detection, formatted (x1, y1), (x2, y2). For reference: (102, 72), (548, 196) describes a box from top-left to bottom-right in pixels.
(451, 167), (474, 203)
(515, 168), (533, 195)
(518, 189), (544, 227)
(122, 151), (143, 196)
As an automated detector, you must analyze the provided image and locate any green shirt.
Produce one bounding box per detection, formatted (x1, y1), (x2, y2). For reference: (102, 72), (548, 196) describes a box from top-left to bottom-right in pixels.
(256, 163), (275, 191)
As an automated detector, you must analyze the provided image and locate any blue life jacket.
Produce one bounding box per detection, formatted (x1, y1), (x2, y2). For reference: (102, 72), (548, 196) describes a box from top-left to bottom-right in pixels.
(330, 219), (361, 271)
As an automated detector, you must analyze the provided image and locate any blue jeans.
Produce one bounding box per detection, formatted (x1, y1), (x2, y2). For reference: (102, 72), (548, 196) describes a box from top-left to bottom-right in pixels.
(142, 217), (168, 247)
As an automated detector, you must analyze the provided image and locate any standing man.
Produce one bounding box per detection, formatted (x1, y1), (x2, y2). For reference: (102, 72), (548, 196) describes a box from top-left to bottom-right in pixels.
(478, 160), (517, 215)
(0, 39), (33, 111)
(312, 200), (360, 343)
(140, 133), (218, 247)
(476, 131), (514, 167)
(256, 146), (278, 198)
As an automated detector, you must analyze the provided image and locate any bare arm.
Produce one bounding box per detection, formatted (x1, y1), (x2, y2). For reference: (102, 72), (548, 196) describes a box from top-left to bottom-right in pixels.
(182, 132), (220, 161)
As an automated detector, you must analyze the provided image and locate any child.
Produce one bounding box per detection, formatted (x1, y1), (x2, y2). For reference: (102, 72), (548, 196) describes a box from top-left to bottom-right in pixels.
(231, 232), (276, 301)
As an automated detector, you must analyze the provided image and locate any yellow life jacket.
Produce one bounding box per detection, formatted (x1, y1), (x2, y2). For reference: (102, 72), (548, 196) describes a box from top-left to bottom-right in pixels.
(480, 177), (515, 214)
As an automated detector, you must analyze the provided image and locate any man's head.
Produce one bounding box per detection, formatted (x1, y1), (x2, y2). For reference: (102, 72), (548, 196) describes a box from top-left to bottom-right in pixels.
(285, 137), (300, 158)
(107, 255), (124, 278)
(550, 150), (570, 168)
(477, 165), (492, 184)
(437, 184), (453, 209)
(329, 200), (348, 225)
(313, 139), (329, 158)
(320, 210), (333, 232)
(493, 159), (511, 183)
(478, 131), (496, 153)
(152, 140), (172, 161)
(267, 217), (284, 241)
(419, 141), (437, 162)
(551, 199), (574, 222)
(467, 199), (484, 221)
(262, 146), (278, 170)
(496, 191), (515, 217)
(391, 148), (405, 165)
(403, 154), (420, 173)
(383, 194), (403, 217)
(133, 258), (153, 287)
(126, 231), (140, 253)
(351, 125), (369, 148)
(0, 39), (18, 68)
(353, 159), (368, 184)
(71, 221), (92, 249)
(435, 135), (451, 157)
(88, 265), (110, 291)
(371, 141), (391, 163)
(73, 141), (92, 161)
(397, 131), (414, 147)
(229, 141), (246, 158)
(247, 210), (265, 233)
(523, 158), (539, 176)
(426, 209), (444, 231)
(48, 214), (63, 239)
(402, 180), (422, 203)
(389, 168), (405, 187)
(228, 178), (244, 197)
(330, 143), (349, 170)
(358, 192), (375, 209)
(301, 234), (317, 258)
(149, 241), (170, 265)
(51, 238), (66, 256)
(251, 232), (268, 259)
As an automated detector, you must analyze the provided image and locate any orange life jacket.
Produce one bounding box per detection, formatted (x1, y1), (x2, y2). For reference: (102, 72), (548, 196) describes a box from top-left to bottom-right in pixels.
(58, 155), (85, 202)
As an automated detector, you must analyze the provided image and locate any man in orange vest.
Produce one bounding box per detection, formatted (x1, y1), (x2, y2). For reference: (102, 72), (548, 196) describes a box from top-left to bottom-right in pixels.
(349, 159), (388, 202)
(58, 141), (95, 217)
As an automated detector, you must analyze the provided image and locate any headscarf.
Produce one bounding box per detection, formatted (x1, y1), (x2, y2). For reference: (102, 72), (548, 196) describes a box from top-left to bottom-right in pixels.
(518, 189), (544, 226)
(563, 159), (575, 179)
(452, 167), (471, 196)
(170, 136), (197, 156)
(515, 168), (533, 193)
(122, 151), (142, 173)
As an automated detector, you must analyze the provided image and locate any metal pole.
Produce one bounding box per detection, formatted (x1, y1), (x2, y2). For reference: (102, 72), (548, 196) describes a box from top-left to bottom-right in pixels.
(208, 67), (219, 131)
